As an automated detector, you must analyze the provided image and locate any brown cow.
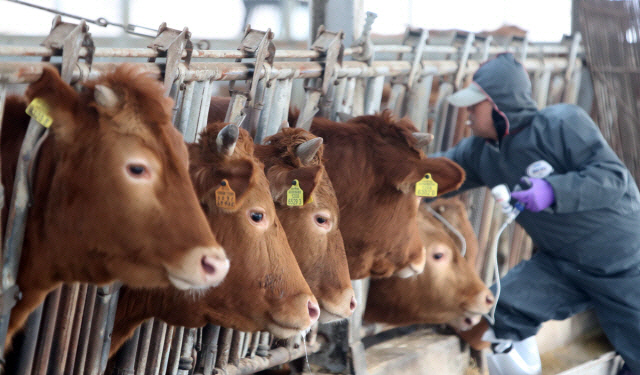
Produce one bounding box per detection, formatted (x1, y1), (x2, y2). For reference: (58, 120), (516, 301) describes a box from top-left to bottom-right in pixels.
(110, 122), (319, 356)
(256, 128), (356, 322)
(364, 197), (494, 331)
(1, 66), (229, 344)
(291, 111), (466, 280)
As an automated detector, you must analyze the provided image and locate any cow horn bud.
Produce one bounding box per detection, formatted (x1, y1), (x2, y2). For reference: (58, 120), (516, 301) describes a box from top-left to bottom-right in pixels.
(413, 132), (434, 148)
(216, 124), (239, 157)
(94, 84), (120, 109)
(296, 138), (323, 165)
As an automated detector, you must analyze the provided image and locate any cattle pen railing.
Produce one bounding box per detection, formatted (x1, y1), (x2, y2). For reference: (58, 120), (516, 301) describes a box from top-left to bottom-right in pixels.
(0, 15), (587, 375)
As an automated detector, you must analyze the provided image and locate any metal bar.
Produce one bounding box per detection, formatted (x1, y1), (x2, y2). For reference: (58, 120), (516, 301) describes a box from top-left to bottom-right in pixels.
(405, 73), (434, 133)
(264, 78), (293, 138)
(351, 77), (367, 116)
(240, 332), (251, 360)
(228, 331), (245, 366)
(166, 326), (184, 375)
(199, 324), (221, 375)
(253, 79), (276, 145)
(13, 304), (44, 375)
(195, 79), (214, 140)
(248, 331), (260, 359)
(63, 284), (88, 375)
(183, 81), (206, 143)
(144, 320), (167, 375)
(176, 81), (196, 136)
(214, 341), (322, 375)
(32, 288), (62, 375)
(83, 284), (119, 375)
(134, 320), (154, 375)
(363, 75), (385, 115)
(215, 327), (234, 368)
(72, 284), (97, 375)
(49, 284), (80, 375)
(158, 325), (174, 375)
(177, 328), (196, 375)
(98, 285), (120, 374)
(111, 326), (140, 375)
(327, 78), (347, 121)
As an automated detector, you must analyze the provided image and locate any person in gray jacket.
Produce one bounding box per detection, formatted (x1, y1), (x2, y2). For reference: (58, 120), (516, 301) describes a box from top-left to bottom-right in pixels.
(441, 53), (640, 375)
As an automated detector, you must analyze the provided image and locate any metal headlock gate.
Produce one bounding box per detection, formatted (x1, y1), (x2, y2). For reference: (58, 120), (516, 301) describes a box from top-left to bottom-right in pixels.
(0, 13), (586, 375)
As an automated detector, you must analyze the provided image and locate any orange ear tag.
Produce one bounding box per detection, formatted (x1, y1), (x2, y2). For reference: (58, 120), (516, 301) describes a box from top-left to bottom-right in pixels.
(287, 179), (304, 206)
(215, 179), (236, 209)
(415, 173), (438, 197)
(25, 98), (53, 128)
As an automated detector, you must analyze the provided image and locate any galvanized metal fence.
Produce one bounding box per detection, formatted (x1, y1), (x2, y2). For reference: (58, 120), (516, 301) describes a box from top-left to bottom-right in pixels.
(0, 13), (587, 375)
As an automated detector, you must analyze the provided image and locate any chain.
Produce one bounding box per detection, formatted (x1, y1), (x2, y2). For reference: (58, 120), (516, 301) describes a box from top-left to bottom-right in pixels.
(8, 0), (157, 38)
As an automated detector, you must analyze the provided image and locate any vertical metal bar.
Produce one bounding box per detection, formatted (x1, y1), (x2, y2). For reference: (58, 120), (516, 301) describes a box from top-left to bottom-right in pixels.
(13, 304), (44, 375)
(339, 77), (357, 116)
(264, 79), (293, 138)
(134, 320), (154, 375)
(326, 78), (346, 120)
(195, 79), (214, 140)
(405, 73), (434, 133)
(386, 84), (406, 117)
(215, 327), (233, 369)
(63, 284), (88, 375)
(72, 284), (97, 375)
(158, 325), (175, 375)
(534, 65), (552, 108)
(351, 77), (366, 116)
(225, 93), (248, 125)
(111, 327), (141, 375)
(254, 79), (276, 144)
(184, 81), (206, 143)
(166, 326), (184, 375)
(200, 324), (221, 375)
(176, 81), (196, 136)
(177, 328), (196, 375)
(248, 331), (260, 358)
(228, 331), (245, 367)
(98, 285), (120, 374)
(49, 284), (81, 375)
(85, 284), (119, 375)
(0, 84), (6, 129)
(363, 76), (385, 115)
(144, 320), (167, 375)
(241, 332), (251, 359)
(32, 288), (62, 375)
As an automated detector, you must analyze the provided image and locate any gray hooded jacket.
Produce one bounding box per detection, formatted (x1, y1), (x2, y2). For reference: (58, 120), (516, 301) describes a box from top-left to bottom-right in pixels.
(441, 53), (640, 274)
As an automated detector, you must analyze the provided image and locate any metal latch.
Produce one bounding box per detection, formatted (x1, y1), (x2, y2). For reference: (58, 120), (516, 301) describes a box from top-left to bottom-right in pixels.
(147, 23), (193, 96)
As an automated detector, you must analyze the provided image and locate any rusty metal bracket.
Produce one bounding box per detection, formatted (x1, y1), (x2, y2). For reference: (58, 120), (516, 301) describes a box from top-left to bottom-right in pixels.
(147, 23), (193, 96)
(228, 25), (275, 104)
(41, 15), (94, 82)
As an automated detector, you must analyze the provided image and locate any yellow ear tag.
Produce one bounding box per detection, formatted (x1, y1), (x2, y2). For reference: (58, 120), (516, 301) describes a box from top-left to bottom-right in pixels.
(287, 179), (304, 207)
(215, 179), (236, 209)
(25, 98), (53, 128)
(415, 173), (438, 197)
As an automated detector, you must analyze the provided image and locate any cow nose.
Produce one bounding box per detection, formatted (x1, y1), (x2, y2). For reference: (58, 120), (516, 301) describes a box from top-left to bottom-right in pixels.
(485, 292), (495, 306)
(349, 296), (357, 313)
(201, 254), (230, 287)
(308, 300), (320, 325)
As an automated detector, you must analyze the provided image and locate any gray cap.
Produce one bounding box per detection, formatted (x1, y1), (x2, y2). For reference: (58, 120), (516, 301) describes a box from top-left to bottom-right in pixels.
(447, 83), (487, 107)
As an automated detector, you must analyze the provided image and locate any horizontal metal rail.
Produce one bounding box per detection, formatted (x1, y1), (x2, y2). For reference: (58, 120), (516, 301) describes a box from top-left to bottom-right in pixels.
(0, 57), (575, 84)
(0, 43), (581, 60)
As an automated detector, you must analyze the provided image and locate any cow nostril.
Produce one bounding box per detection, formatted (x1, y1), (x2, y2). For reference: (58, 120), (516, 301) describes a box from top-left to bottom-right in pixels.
(350, 296), (357, 312)
(465, 317), (473, 326)
(308, 300), (320, 321)
(201, 256), (216, 275)
(486, 294), (494, 305)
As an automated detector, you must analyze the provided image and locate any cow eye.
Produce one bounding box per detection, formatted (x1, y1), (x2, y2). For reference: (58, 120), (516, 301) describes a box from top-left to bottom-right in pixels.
(433, 252), (444, 260)
(251, 212), (264, 222)
(126, 163), (150, 179)
(314, 214), (331, 230)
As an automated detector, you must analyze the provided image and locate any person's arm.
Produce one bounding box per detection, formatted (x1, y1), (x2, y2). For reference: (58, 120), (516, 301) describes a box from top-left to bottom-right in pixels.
(543, 108), (631, 213)
(431, 137), (485, 196)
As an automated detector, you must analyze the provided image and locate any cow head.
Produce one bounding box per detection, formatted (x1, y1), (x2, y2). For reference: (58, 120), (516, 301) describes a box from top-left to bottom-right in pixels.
(188, 122), (319, 337)
(304, 110), (465, 279)
(257, 128), (356, 323)
(22, 65), (228, 290)
(364, 197), (494, 330)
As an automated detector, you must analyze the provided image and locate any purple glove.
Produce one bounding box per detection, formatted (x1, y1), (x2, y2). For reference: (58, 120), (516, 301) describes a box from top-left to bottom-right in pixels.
(510, 177), (555, 212)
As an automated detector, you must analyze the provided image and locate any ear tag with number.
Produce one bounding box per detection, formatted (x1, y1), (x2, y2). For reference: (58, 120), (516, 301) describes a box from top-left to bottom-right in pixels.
(25, 98), (53, 128)
(215, 179), (236, 209)
(415, 173), (438, 197)
(287, 180), (304, 206)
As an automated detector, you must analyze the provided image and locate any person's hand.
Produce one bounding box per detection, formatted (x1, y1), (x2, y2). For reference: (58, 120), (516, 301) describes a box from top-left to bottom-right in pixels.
(510, 177), (555, 212)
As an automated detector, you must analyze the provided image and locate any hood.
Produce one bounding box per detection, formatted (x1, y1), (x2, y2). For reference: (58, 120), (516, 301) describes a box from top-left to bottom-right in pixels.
(473, 53), (538, 136)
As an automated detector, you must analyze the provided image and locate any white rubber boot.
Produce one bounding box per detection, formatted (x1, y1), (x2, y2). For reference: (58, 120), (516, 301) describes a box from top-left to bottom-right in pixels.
(483, 329), (541, 375)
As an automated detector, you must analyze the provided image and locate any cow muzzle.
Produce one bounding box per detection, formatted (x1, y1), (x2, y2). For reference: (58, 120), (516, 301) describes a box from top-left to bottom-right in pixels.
(166, 246), (230, 290)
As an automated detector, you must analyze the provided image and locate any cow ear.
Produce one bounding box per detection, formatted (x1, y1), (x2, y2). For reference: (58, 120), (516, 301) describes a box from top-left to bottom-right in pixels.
(266, 164), (322, 205)
(393, 157), (465, 196)
(24, 66), (80, 143)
